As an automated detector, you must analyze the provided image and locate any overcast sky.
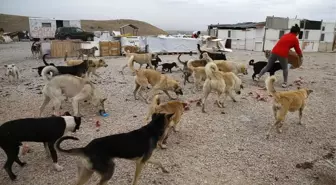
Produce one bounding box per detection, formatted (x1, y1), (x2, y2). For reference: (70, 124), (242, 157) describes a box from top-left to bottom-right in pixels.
(1, 0), (335, 31)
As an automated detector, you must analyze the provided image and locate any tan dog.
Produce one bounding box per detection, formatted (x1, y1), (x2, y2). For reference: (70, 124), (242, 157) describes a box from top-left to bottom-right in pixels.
(133, 69), (183, 103)
(201, 61), (226, 113)
(265, 76), (313, 138)
(187, 59), (207, 92)
(65, 59), (108, 78)
(220, 72), (244, 103)
(145, 95), (190, 149)
(214, 60), (248, 75)
(121, 50), (157, 74)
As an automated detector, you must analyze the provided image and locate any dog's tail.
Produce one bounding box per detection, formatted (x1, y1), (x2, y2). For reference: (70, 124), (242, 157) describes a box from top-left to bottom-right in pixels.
(55, 136), (85, 157)
(249, 59), (255, 66)
(128, 55), (136, 72)
(64, 50), (68, 62)
(42, 54), (49, 66)
(41, 66), (59, 81)
(265, 76), (279, 98)
(177, 54), (186, 65)
(205, 62), (222, 80)
(187, 59), (196, 71)
(197, 44), (202, 52)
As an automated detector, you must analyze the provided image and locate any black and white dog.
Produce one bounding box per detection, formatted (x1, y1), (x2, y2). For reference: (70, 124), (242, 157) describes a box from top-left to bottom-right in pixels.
(146, 55), (162, 70)
(32, 54), (56, 76)
(0, 112), (81, 180)
(197, 44), (227, 60)
(249, 59), (282, 80)
(42, 54), (91, 78)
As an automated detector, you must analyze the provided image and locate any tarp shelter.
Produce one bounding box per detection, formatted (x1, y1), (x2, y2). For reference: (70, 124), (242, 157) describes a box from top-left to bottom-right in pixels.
(120, 24), (139, 36)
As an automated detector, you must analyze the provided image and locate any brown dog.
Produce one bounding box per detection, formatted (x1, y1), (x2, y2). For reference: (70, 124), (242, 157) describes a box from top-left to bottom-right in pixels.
(265, 76), (313, 138)
(133, 69), (183, 103)
(145, 95), (189, 149)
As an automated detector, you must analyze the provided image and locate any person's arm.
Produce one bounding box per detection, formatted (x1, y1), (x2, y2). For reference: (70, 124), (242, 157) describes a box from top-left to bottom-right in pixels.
(293, 38), (303, 58)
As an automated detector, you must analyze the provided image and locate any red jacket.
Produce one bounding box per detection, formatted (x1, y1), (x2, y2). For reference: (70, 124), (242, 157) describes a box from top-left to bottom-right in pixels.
(272, 33), (302, 58)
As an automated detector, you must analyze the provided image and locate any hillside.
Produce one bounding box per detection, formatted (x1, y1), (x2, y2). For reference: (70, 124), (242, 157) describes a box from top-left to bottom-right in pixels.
(0, 13), (167, 36)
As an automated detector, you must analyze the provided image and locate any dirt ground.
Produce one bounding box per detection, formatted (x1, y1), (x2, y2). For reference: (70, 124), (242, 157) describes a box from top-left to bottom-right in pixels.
(0, 42), (335, 185)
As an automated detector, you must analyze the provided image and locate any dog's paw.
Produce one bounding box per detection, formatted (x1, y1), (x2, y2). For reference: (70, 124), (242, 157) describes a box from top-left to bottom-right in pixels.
(53, 163), (64, 172)
(9, 174), (17, 181)
(19, 162), (27, 167)
(161, 168), (169, 173)
(159, 144), (168, 149)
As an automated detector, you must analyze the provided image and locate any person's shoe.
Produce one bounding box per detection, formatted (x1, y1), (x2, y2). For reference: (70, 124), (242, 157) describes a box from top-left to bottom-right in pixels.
(282, 83), (287, 88)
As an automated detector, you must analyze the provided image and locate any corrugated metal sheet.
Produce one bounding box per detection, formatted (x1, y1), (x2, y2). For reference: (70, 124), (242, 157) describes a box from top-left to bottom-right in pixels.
(266, 16), (288, 29)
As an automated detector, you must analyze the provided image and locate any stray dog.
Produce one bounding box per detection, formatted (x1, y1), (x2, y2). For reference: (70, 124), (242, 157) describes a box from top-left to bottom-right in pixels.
(197, 44), (227, 60)
(55, 113), (172, 185)
(160, 62), (179, 73)
(220, 72), (244, 104)
(4, 64), (19, 82)
(77, 46), (98, 59)
(187, 59), (208, 91)
(32, 54), (56, 76)
(133, 69), (183, 103)
(201, 61), (226, 113)
(177, 54), (192, 85)
(265, 76), (313, 139)
(145, 95), (190, 149)
(249, 59), (282, 80)
(43, 54), (91, 78)
(146, 55), (162, 70)
(39, 66), (107, 116)
(214, 60), (248, 75)
(264, 50), (271, 59)
(121, 50), (157, 74)
(31, 41), (41, 59)
(65, 52), (108, 78)
(0, 114), (81, 180)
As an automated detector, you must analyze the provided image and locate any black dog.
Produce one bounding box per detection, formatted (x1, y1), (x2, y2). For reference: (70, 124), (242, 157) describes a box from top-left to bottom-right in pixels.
(160, 62), (179, 73)
(249, 59), (282, 80)
(0, 113), (81, 180)
(42, 54), (91, 78)
(32, 54), (56, 76)
(146, 55), (162, 70)
(55, 113), (172, 185)
(177, 54), (192, 85)
(197, 44), (227, 60)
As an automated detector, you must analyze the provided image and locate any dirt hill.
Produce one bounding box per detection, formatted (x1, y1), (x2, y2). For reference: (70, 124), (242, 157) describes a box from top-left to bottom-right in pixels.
(0, 13), (167, 36)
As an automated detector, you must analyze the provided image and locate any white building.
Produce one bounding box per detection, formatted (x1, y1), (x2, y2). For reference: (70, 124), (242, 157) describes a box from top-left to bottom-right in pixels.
(208, 16), (336, 52)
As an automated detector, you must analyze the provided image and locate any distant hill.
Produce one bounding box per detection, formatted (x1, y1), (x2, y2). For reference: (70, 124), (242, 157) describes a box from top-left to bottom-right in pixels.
(0, 13), (167, 36)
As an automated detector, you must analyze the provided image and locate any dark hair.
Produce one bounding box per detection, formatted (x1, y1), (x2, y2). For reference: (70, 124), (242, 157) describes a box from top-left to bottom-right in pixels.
(290, 24), (300, 34)
(197, 31), (201, 34)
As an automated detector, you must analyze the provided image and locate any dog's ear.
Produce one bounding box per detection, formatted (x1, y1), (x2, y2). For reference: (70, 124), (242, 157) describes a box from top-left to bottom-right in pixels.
(62, 111), (72, 116)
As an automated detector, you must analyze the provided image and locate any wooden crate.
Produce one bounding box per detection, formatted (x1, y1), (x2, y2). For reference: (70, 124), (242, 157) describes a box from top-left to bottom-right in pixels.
(51, 40), (84, 58)
(100, 41), (121, 56)
(123, 45), (139, 53)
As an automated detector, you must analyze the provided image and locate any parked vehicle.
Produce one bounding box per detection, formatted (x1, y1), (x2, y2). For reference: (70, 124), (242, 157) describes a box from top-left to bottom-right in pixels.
(55, 27), (94, 41)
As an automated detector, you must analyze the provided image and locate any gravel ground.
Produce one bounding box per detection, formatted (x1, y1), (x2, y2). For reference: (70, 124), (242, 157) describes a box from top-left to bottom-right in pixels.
(0, 42), (335, 185)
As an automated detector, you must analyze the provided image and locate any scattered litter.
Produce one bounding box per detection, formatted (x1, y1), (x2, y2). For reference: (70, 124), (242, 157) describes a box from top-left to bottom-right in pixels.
(248, 91), (268, 102)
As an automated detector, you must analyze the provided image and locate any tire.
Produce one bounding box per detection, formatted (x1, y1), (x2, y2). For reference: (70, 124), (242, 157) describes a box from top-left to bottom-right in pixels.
(86, 36), (92, 41)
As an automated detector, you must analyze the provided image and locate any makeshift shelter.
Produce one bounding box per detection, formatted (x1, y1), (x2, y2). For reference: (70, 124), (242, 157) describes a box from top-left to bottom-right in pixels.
(120, 24), (139, 36)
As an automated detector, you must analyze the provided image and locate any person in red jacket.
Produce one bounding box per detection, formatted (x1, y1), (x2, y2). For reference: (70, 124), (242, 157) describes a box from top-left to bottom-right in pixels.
(255, 24), (303, 88)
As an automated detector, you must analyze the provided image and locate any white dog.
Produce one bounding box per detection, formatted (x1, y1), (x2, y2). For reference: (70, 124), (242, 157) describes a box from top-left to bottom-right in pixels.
(4, 64), (19, 82)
